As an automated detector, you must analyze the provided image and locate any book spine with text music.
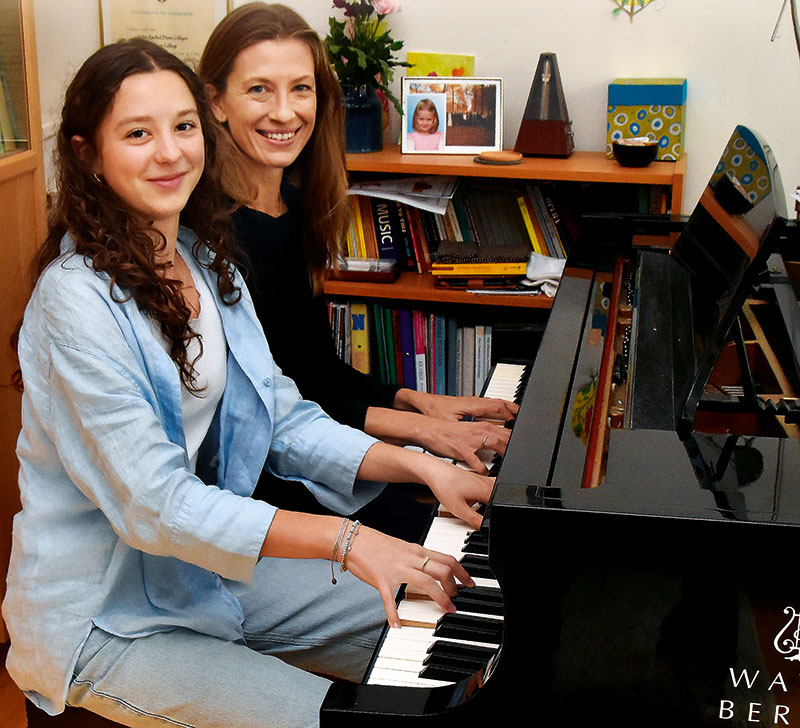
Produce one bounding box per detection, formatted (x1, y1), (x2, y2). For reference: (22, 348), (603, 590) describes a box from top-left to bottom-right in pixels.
(369, 197), (400, 262)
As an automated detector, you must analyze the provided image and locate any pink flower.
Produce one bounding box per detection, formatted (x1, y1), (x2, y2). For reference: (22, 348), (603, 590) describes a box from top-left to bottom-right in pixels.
(372, 0), (400, 15)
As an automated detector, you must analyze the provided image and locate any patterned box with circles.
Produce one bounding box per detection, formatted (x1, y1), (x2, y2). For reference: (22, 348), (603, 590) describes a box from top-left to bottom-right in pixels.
(607, 78), (687, 161)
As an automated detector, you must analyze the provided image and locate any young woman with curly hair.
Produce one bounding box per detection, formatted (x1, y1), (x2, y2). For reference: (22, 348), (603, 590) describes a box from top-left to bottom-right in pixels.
(3, 38), (489, 727)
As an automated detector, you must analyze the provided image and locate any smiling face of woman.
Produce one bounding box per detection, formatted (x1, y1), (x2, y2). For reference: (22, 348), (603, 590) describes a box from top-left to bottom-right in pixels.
(209, 38), (317, 177)
(90, 69), (205, 239)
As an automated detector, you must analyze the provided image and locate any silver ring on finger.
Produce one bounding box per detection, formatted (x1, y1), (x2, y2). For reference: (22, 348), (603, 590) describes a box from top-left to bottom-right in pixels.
(480, 435), (488, 449)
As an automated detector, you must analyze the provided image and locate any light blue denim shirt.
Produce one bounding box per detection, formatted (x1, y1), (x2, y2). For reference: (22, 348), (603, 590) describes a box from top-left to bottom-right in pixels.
(3, 228), (380, 714)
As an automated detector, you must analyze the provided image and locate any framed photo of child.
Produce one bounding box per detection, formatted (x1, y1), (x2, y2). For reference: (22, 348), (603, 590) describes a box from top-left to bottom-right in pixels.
(401, 77), (503, 155)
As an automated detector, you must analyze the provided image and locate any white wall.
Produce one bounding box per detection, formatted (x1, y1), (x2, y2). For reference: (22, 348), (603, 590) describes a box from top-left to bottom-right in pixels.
(34, 0), (800, 215)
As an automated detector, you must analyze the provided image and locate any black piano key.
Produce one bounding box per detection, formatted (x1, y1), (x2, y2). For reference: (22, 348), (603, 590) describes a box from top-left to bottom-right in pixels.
(459, 554), (495, 580)
(425, 641), (498, 668)
(423, 649), (487, 671)
(422, 651), (487, 675)
(451, 594), (504, 617)
(434, 613), (504, 643)
(418, 662), (479, 682)
(463, 532), (488, 555)
(458, 585), (502, 601)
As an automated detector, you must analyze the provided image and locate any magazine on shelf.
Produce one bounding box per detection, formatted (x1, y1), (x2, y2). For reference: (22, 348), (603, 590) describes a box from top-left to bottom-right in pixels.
(347, 175), (458, 215)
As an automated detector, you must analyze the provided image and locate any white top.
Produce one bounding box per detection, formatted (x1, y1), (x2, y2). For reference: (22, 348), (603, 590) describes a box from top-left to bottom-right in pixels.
(181, 264), (227, 470)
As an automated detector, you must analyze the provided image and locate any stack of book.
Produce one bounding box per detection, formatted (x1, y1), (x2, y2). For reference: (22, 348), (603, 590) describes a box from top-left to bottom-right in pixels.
(328, 300), (499, 397)
(343, 177), (590, 287)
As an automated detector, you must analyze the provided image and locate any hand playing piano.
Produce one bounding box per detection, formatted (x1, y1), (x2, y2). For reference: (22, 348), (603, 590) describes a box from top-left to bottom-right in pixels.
(394, 390), (519, 424)
(414, 418), (510, 474)
(344, 525), (475, 629)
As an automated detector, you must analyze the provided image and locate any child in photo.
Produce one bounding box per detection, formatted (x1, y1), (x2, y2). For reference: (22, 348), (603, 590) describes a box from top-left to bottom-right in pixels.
(407, 97), (445, 151)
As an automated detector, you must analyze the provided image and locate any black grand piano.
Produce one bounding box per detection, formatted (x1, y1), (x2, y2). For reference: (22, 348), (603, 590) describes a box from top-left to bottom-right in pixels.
(322, 125), (800, 726)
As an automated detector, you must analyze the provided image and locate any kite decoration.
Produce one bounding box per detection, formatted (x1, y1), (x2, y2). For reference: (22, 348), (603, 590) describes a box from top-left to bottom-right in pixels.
(611, 0), (663, 22)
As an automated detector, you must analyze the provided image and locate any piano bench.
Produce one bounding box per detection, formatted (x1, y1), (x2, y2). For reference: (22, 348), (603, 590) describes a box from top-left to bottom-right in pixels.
(25, 700), (124, 727)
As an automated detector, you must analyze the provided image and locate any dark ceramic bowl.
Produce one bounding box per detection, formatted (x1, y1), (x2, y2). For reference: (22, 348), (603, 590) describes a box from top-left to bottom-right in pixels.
(612, 140), (658, 168)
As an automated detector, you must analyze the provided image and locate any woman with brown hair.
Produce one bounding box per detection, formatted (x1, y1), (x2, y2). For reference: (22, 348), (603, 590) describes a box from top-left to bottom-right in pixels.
(3, 38), (489, 727)
(199, 3), (518, 536)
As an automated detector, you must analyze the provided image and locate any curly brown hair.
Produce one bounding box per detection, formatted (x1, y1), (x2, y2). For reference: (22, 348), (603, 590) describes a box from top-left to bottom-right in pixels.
(32, 38), (240, 392)
(198, 2), (350, 294)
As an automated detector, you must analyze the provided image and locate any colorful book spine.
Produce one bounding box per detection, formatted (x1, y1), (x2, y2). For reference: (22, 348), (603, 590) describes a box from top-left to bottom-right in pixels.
(517, 194), (543, 255)
(370, 198), (400, 262)
(349, 302), (369, 373)
(412, 310), (428, 393)
(358, 195), (379, 258)
(398, 309), (416, 388)
(350, 196), (367, 258)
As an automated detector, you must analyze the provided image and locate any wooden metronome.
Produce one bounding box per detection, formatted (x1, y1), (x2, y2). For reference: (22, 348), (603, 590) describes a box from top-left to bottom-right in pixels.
(514, 52), (574, 158)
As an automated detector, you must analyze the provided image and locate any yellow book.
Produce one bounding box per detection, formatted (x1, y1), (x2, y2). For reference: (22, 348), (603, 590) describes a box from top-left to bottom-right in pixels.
(517, 196), (544, 256)
(430, 261), (528, 276)
(350, 196), (367, 258)
(349, 302), (370, 374)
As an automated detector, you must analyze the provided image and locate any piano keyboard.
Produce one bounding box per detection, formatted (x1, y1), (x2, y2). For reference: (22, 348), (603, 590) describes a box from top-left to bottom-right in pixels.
(365, 361), (529, 689)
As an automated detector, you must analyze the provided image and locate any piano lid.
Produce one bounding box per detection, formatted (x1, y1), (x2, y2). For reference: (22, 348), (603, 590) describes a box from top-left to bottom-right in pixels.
(672, 125), (788, 426)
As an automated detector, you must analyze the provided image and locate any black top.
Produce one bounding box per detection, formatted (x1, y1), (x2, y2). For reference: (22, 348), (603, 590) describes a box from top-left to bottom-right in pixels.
(232, 185), (402, 431)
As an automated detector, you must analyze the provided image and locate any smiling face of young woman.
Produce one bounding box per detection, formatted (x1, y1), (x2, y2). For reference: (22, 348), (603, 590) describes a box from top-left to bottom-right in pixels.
(89, 69), (205, 241)
(208, 38), (317, 179)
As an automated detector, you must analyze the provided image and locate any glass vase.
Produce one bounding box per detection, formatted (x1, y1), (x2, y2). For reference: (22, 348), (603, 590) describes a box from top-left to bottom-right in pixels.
(342, 84), (383, 153)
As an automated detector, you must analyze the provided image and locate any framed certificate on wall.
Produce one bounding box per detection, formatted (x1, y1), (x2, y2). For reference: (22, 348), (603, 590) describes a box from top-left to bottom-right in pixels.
(100, 0), (231, 67)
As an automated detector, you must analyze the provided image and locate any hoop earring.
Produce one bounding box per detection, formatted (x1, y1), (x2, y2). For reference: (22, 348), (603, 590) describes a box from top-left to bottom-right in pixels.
(93, 173), (103, 184)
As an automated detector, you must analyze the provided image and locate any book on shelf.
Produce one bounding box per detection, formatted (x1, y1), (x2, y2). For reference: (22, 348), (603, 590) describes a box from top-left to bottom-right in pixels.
(345, 179), (581, 286)
(431, 239), (531, 276)
(350, 302), (370, 374)
(328, 300), (502, 396)
(412, 309), (428, 393)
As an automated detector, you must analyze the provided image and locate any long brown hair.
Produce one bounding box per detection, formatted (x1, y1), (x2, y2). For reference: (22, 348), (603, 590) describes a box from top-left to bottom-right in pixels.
(33, 38), (240, 392)
(198, 2), (349, 294)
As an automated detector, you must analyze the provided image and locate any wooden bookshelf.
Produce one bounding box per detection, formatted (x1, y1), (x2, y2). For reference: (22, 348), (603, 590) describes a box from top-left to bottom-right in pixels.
(324, 146), (686, 307)
(325, 271), (554, 309)
(345, 145), (686, 214)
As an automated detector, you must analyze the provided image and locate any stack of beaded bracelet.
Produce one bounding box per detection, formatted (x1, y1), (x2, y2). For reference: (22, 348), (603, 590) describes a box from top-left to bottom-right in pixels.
(339, 520), (361, 575)
(330, 517), (349, 585)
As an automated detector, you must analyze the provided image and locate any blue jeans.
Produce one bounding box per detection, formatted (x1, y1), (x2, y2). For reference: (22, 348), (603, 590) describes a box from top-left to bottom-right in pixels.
(66, 557), (385, 727)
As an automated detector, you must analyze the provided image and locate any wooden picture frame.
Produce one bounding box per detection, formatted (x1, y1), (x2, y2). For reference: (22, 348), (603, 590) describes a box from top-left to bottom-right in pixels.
(99, 0), (231, 67)
(401, 76), (503, 155)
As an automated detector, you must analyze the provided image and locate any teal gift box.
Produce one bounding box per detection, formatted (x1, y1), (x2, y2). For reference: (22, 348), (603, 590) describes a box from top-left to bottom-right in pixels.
(607, 78), (687, 161)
